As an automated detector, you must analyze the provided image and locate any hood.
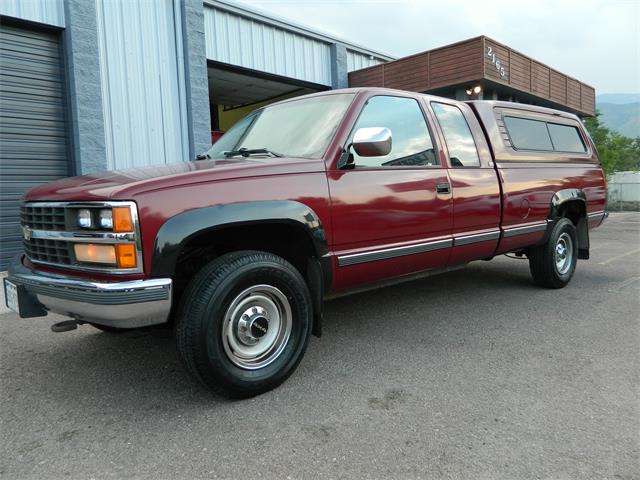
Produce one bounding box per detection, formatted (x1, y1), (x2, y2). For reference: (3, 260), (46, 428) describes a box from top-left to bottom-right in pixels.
(24, 157), (325, 201)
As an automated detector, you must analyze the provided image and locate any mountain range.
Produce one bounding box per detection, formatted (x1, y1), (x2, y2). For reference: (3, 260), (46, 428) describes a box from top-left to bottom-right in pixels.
(595, 94), (639, 138)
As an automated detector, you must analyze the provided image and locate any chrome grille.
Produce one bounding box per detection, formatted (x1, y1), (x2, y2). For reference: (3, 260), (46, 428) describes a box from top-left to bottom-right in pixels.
(23, 238), (72, 265)
(21, 205), (66, 231)
(19, 201), (142, 274)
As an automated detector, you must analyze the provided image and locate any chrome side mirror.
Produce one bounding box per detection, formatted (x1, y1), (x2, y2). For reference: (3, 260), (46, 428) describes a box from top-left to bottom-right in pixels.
(352, 127), (392, 157)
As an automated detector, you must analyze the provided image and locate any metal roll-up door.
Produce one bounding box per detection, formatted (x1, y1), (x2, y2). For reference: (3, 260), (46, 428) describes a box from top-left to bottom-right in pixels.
(0, 22), (71, 270)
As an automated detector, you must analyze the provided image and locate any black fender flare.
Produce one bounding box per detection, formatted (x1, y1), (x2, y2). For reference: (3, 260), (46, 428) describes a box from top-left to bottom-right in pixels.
(545, 188), (589, 259)
(150, 200), (331, 336)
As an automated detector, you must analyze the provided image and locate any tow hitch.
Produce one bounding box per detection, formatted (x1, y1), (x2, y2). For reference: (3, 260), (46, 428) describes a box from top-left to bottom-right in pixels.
(51, 319), (81, 332)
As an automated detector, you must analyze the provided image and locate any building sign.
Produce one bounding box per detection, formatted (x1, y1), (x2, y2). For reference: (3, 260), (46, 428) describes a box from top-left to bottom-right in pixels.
(486, 46), (506, 77)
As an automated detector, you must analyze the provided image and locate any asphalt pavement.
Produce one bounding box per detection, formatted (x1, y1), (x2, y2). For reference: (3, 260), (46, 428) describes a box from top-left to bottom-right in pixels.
(1, 213), (638, 480)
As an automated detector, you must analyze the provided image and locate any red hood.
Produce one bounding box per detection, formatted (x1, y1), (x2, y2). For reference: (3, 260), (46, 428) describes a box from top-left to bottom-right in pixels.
(24, 157), (325, 201)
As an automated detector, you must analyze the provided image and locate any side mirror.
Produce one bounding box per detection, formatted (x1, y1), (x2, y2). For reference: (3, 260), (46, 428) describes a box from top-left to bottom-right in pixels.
(352, 127), (392, 157)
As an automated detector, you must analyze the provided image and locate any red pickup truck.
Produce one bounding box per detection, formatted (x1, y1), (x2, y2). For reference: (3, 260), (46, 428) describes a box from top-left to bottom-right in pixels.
(5, 88), (607, 397)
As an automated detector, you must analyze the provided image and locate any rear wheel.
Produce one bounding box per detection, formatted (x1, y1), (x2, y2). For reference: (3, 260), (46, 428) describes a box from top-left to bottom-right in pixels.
(528, 218), (578, 289)
(175, 250), (312, 398)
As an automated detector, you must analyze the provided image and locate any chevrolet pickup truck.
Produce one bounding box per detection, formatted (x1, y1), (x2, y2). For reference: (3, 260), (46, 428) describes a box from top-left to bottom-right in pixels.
(5, 87), (607, 397)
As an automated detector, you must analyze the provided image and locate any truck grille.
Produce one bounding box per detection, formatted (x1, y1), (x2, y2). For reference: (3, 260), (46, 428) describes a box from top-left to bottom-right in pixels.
(20, 205), (66, 231)
(19, 201), (141, 274)
(23, 238), (72, 265)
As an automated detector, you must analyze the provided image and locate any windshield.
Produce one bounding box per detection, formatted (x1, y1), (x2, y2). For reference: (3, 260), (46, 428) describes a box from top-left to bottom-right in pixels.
(207, 93), (355, 160)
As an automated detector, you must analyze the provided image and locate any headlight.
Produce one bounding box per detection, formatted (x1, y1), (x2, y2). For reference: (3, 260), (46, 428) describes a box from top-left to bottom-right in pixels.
(98, 209), (113, 229)
(73, 244), (116, 265)
(77, 209), (93, 229)
(73, 243), (137, 268)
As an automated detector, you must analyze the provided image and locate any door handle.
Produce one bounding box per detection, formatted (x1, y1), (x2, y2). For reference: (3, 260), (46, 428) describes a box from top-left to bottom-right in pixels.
(436, 182), (451, 194)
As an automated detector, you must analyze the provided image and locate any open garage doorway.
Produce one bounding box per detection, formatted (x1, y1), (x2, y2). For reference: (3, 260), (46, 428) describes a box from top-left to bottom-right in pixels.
(207, 62), (329, 143)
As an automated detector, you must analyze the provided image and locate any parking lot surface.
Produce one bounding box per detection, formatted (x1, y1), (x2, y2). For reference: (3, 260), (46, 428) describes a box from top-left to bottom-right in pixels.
(1, 213), (638, 480)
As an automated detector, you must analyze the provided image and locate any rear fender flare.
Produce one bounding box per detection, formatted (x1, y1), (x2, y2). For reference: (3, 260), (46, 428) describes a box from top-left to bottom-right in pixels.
(544, 189), (589, 259)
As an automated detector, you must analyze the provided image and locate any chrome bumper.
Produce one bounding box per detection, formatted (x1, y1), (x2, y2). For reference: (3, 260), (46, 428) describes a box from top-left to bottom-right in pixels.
(6, 255), (172, 328)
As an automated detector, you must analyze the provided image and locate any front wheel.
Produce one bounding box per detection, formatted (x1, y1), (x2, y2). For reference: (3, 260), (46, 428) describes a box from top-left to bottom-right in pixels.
(528, 218), (578, 289)
(175, 251), (312, 398)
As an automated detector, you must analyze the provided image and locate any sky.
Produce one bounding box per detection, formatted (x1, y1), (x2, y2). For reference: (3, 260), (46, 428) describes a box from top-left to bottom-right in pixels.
(234, 0), (640, 95)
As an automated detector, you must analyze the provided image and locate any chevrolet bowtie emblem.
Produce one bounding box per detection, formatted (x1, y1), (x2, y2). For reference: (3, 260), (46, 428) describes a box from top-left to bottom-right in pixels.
(22, 225), (32, 241)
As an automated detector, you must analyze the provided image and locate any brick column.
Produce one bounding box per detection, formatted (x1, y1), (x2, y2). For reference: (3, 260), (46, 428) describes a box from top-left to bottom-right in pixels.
(63, 0), (107, 174)
(181, 0), (212, 157)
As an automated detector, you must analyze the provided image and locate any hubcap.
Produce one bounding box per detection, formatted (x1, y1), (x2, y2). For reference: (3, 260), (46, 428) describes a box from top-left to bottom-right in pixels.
(554, 232), (573, 275)
(222, 285), (292, 370)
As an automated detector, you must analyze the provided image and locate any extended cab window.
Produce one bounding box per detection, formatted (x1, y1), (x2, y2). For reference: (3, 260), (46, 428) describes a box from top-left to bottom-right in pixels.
(431, 102), (480, 167)
(350, 96), (437, 168)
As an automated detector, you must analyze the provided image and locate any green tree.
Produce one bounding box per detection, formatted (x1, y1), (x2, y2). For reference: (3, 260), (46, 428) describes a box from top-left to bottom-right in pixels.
(583, 111), (640, 176)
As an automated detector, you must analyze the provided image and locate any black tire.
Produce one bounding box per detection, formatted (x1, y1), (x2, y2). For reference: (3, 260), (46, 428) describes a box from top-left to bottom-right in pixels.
(528, 218), (578, 289)
(175, 250), (312, 398)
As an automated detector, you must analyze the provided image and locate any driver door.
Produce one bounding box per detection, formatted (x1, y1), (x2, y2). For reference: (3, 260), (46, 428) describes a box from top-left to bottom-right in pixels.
(328, 94), (453, 291)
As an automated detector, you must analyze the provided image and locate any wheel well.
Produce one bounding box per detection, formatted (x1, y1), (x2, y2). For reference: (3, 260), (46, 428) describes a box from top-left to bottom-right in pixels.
(557, 200), (585, 226)
(556, 200), (589, 259)
(170, 222), (322, 329)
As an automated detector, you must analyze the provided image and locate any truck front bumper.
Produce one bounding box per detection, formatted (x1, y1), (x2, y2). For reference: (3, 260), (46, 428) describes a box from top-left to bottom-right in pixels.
(4, 255), (172, 328)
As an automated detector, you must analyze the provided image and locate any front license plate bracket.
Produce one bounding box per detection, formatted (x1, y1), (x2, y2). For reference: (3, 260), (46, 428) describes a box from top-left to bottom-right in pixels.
(3, 279), (48, 318)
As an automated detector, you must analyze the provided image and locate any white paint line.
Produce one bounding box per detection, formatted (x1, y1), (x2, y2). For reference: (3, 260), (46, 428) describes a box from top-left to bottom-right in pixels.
(607, 276), (640, 293)
(598, 247), (640, 265)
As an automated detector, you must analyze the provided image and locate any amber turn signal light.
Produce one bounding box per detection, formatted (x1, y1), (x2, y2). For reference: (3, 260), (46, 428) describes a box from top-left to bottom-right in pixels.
(116, 244), (137, 268)
(112, 207), (133, 232)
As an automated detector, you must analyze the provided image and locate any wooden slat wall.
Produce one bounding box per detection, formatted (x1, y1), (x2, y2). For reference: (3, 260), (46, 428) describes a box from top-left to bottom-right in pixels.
(384, 53), (429, 92)
(482, 37), (594, 115)
(429, 38), (483, 88)
(347, 64), (384, 88)
(348, 38), (483, 93)
(567, 78), (581, 111)
(549, 69), (567, 105)
(581, 84), (596, 115)
(348, 36), (595, 116)
(508, 50), (530, 92)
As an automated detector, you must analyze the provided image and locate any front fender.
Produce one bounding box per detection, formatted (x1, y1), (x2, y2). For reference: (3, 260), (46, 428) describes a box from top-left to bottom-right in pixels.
(150, 200), (330, 279)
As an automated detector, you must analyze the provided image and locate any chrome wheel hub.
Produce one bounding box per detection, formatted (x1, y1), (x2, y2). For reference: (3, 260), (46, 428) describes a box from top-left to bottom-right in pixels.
(554, 232), (573, 275)
(237, 306), (270, 345)
(222, 285), (292, 370)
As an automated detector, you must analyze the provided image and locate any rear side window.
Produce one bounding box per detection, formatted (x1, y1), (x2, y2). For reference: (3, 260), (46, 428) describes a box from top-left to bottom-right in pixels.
(504, 115), (587, 153)
(547, 123), (586, 153)
(503, 116), (553, 151)
(431, 102), (480, 167)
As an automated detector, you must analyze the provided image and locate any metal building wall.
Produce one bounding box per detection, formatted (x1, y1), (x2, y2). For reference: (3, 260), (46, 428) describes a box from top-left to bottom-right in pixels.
(203, 4), (332, 86)
(96, 0), (190, 170)
(0, 0), (65, 28)
(346, 49), (384, 72)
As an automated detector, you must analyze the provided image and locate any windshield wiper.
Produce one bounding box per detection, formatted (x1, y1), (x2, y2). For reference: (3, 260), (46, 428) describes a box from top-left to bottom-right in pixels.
(223, 148), (283, 158)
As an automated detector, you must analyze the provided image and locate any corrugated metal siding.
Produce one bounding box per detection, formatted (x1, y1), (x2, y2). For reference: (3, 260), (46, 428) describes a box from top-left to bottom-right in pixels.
(346, 49), (384, 72)
(204, 5), (332, 86)
(0, 0), (65, 28)
(0, 23), (70, 269)
(96, 0), (189, 170)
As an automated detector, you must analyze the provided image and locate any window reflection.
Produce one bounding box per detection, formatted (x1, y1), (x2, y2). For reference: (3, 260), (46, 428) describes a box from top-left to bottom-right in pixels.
(350, 96), (437, 168)
(431, 102), (481, 168)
